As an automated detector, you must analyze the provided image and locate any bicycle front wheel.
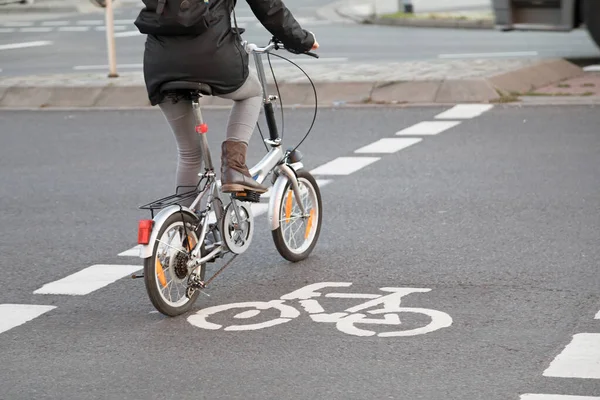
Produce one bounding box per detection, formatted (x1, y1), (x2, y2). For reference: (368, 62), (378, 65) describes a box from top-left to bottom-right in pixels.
(271, 170), (322, 262)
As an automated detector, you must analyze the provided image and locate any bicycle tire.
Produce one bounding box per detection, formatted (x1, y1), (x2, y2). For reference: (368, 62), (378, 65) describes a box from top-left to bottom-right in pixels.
(144, 212), (205, 317)
(271, 170), (322, 262)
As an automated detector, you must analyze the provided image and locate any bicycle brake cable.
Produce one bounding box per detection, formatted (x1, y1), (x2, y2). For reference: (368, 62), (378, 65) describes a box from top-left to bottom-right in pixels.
(255, 42), (319, 155)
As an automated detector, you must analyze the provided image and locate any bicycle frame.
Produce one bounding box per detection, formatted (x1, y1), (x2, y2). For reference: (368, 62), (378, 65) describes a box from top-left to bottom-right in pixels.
(138, 40), (308, 260)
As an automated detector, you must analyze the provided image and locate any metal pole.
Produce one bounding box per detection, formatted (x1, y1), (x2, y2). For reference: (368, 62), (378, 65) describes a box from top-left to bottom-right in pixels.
(105, 0), (119, 78)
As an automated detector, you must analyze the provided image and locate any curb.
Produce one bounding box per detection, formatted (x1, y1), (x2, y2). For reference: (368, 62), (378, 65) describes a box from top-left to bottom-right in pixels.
(363, 16), (495, 30)
(0, 59), (586, 109)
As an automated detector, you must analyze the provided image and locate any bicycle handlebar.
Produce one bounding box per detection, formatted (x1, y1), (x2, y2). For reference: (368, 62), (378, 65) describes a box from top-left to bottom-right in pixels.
(244, 37), (320, 59)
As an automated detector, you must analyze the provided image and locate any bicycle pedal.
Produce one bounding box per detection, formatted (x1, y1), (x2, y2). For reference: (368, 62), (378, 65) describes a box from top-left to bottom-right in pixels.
(233, 190), (261, 203)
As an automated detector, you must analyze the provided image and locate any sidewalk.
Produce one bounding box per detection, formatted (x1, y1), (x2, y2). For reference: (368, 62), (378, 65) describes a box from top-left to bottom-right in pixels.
(1, 58), (596, 108)
(329, 0), (495, 28)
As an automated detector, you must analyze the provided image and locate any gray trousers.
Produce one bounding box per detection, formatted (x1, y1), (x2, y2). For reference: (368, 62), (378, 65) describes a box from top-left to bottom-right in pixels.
(158, 70), (263, 191)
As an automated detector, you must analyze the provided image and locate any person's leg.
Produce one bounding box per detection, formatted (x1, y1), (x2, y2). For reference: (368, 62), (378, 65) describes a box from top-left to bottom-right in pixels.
(158, 99), (203, 204)
(217, 69), (268, 193)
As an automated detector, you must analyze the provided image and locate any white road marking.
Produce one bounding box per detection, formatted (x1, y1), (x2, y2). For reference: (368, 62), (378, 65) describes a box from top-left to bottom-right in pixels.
(0, 28), (16, 33)
(118, 245), (142, 257)
(595, 310), (600, 319)
(439, 51), (538, 59)
(41, 21), (69, 26)
(521, 395), (600, 400)
(19, 27), (54, 33)
(583, 65), (600, 72)
(251, 203), (269, 217)
(114, 30), (142, 37)
(543, 333), (600, 379)
(0, 41), (52, 51)
(33, 264), (142, 296)
(396, 121), (461, 136)
(435, 104), (494, 119)
(73, 63), (142, 70)
(113, 19), (135, 24)
(58, 26), (90, 32)
(310, 157), (380, 176)
(0, 304), (56, 335)
(354, 138), (422, 154)
(94, 25), (127, 31)
(76, 20), (104, 25)
(263, 57), (348, 64)
(262, 179), (331, 199)
(1, 21), (34, 27)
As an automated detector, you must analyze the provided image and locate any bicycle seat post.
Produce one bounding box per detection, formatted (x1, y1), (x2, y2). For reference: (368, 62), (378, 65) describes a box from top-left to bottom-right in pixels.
(192, 95), (214, 174)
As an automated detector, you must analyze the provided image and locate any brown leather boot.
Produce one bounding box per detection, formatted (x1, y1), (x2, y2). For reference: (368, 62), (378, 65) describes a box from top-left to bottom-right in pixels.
(221, 140), (268, 194)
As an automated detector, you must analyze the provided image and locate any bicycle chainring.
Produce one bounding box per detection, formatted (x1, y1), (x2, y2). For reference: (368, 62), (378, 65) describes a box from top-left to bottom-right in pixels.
(220, 201), (254, 254)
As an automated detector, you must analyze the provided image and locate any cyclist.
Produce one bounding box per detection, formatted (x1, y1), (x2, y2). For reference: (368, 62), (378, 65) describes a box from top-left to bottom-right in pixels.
(134, 0), (319, 196)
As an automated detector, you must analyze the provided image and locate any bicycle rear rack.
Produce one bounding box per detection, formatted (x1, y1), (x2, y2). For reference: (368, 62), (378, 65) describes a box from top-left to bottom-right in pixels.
(139, 184), (201, 218)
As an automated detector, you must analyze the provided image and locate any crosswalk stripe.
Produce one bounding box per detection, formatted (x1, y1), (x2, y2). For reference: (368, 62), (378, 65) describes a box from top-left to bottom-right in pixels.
(41, 21), (69, 26)
(19, 27), (53, 33)
(595, 310), (600, 319)
(354, 138), (422, 154)
(58, 26), (90, 32)
(33, 264), (142, 296)
(435, 104), (494, 119)
(396, 121), (461, 136)
(543, 333), (600, 379)
(310, 157), (380, 176)
(0, 304), (56, 335)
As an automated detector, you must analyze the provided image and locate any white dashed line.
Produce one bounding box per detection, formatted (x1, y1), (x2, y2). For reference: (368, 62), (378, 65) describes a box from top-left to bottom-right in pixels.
(0, 304), (56, 335)
(354, 138), (422, 154)
(583, 65), (600, 72)
(396, 121), (461, 136)
(251, 203), (269, 217)
(58, 26), (90, 32)
(595, 310), (600, 319)
(310, 157), (380, 176)
(0, 41), (52, 51)
(0, 21), (34, 27)
(0, 28), (16, 33)
(76, 20), (104, 25)
(435, 104), (494, 120)
(543, 333), (600, 379)
(41, 21), (69, 26)
(73, 63), (142, 70)
(520, 395), (600, 400)
(19, 27), (54, 33)
(114, 30), (142, 37)
(118, 245), (142, 257)
(94, 25), (127, 31)
(438, 51), (538, 59)
(33, 264), (142, 296)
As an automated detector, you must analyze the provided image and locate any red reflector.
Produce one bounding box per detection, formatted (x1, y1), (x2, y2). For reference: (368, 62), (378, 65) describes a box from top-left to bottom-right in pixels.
(195, 124), (208, 134)
(138, 220), (153, 244)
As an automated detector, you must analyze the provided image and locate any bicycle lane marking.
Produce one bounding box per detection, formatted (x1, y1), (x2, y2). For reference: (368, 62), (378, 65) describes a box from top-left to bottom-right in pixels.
(0, 304), (56, 335)
(186, 282), (453, 337)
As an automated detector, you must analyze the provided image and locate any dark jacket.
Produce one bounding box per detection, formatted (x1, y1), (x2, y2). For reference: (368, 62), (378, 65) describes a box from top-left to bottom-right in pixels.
(134, 0), (315, 106)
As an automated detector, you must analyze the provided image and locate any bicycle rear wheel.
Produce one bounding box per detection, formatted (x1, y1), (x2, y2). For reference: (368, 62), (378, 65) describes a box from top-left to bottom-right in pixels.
(144, 212), (205, 317)
(271, 170), (322, 262)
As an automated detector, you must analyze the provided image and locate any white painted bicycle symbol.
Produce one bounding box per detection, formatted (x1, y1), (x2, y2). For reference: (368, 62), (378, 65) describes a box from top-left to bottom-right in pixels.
(187, 282), (453, 337)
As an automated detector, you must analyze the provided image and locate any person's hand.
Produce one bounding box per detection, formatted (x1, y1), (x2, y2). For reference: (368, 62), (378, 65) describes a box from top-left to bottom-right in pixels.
(310, 31), (319, 50)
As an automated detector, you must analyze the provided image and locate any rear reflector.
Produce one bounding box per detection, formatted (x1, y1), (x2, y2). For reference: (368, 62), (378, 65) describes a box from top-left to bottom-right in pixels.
(138, 220), (153, 244)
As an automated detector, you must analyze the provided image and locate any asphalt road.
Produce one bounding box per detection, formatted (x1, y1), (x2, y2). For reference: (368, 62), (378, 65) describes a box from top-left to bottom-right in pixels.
(0, 104), (599, 399)
(0, 0), (598, 77)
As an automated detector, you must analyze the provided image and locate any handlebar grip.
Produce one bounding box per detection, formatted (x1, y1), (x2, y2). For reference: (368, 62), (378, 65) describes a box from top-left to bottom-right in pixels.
(305, 51), (319, 59)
